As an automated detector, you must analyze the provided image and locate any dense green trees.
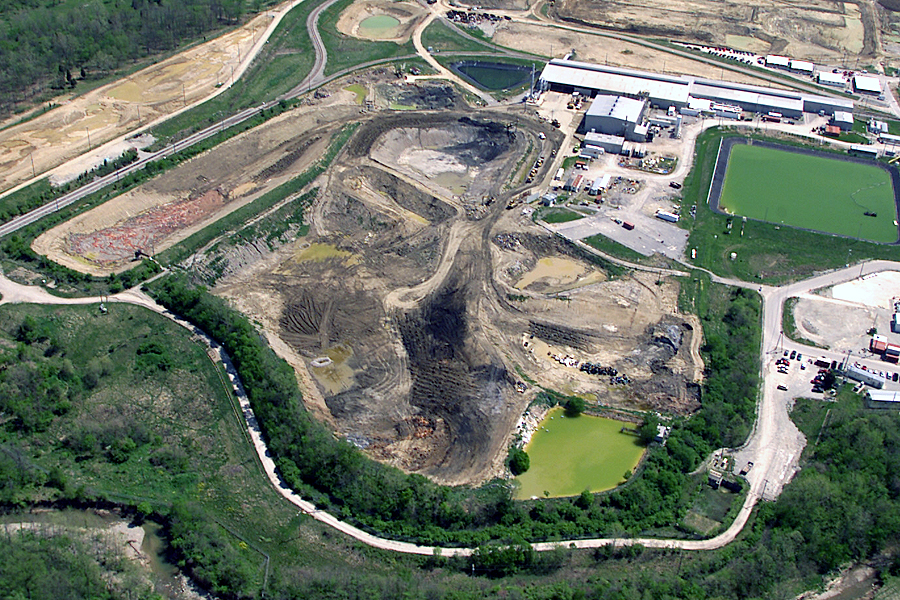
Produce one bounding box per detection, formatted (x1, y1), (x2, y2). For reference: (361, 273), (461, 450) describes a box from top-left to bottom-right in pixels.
(0, 0), (249, 115)
(508, 447), (530, 475)
(0, 531), (156, 600)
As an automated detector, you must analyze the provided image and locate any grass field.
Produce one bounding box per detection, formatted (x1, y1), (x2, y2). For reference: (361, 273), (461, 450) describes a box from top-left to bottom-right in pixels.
(536, 206), (584, 223)
(718, 143), (898, 243)
(515, 407), (645, 499)
(682, 129), (900, 284)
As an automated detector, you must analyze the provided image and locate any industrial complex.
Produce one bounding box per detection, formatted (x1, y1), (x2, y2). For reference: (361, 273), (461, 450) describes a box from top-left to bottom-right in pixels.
(539, 59), (854, 120)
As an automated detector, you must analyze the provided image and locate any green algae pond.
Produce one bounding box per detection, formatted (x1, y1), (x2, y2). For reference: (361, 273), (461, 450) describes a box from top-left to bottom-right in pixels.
(358, 14), (400, 38)
(515, 407), (646, 499)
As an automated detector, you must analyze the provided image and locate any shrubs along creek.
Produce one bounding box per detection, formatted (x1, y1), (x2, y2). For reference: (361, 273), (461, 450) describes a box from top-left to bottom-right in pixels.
(148, 276), (761, 545)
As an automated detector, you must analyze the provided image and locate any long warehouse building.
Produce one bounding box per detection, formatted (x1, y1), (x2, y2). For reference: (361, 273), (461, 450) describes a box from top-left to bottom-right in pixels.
(539, 59), (853, 117)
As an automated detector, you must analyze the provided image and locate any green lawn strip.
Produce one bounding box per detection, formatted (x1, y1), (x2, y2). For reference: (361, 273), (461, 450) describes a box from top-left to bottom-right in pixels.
(536, 207), (584, 223)
(782, 296), (828, 349)
(158, 123), (356, 267)
(421, 19), (500, 54)
(318, 0), (416, 77)
(718, 143), (897, 242)
(582, 233), (653, 264)
(684, 128), (900, 284)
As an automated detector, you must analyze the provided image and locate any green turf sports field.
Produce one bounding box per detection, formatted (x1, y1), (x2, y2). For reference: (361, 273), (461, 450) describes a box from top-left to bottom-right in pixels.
(718, 143), (899, 243)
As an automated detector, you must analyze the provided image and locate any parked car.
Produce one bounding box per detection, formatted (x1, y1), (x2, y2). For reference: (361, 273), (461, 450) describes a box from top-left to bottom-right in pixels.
(790, 350), (796, 360)
(777, 384), (788, 391)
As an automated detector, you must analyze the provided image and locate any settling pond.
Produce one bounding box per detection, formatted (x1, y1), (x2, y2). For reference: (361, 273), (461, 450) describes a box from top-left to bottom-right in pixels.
(450, 61), (531, 91)
(358, 14), (400, 38)
(515, 407), (645, 499)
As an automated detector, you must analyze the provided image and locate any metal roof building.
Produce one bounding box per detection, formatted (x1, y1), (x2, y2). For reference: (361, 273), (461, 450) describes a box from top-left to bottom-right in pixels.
(539, 59), (691, 108)
(584, 94), (648, 141)
(846, 365), (885, 388)
(817, 72), (846, 87)
(832, 110), (854, 130)
(853, 75), (882, 94)
(866, 389), (900, 408)
(539, 59), (853, 117)
(790, 60), (814, 73)
(690, 82), (804, 118)
(583, 132), (625, 154)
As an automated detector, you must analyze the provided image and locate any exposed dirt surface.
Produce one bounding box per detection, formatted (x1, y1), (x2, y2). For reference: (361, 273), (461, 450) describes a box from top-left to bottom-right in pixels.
(490, 22), (791, 88)
(207, 98), (702, 485)
(0, 4), (284, 194)
(33, 96), (359, 276)
(551, 0), (875, 60)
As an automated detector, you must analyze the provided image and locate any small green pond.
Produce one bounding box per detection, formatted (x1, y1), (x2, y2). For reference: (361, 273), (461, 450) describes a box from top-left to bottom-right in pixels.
(358, 14), (400, 37)
(515, 407), (646, 499)
(450, 61), (531, 91)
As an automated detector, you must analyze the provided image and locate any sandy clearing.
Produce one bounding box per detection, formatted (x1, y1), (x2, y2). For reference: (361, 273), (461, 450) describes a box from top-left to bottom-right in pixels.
(830, 270), (900, 309)
(0, 0), (292, 195)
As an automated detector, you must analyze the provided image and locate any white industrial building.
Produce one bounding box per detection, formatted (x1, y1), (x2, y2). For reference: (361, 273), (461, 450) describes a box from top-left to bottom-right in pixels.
(790, 60), (814, 74)
(538, 59), (853, 118)
(817, 72), (846, 87)
(583, 131), (625, 155)
(583, 95), (648, 141)
(866, 389), (900, 409)
(853, 75), (882, 95)
(832, 111), (854, 131)
(765, 55), (791, 69)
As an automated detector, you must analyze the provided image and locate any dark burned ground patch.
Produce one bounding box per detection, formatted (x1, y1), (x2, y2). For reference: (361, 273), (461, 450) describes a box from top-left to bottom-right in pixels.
(448, 117), (513, 165)
(380, 81), (463, 111)
(280, 282), (385, 357)
(345, 112), (515, 159)
(396, 272), (511, 476)
(325, 177), (448, 281)
(529, 321), (594, 351)
(254, 134), (322, 182)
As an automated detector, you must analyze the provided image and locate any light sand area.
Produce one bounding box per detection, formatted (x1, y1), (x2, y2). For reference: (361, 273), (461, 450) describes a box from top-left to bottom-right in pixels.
(0, 2), (284, 195)
(491, 22), (790, 87)
(336, 0), (427, 43)
(553, 0), (869, 60)
(32, 101), (358, 276)
(829, 270), (900, 309)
